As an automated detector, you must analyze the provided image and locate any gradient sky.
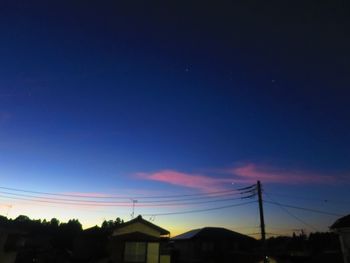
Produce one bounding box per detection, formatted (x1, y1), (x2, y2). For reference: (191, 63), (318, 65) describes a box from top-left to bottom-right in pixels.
(0, 1), (349, 236)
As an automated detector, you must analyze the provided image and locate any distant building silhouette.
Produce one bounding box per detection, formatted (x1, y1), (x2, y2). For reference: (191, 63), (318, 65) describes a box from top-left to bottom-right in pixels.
(0, 227), (25, 263)
(331, 214), (350, 263)
(172, 227), (258, 263)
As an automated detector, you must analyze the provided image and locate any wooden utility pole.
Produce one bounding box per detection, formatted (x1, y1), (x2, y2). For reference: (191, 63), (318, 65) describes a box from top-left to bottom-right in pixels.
(257, 180), (267, 263)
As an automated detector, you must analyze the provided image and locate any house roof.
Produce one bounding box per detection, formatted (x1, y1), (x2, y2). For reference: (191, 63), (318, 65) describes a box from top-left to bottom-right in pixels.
(172, 228), (202, 240)
(330, 214), (350, 229)
(83, 225), (100, 233)
(172, 227), (255, 242)
(116, 215), (169, 235)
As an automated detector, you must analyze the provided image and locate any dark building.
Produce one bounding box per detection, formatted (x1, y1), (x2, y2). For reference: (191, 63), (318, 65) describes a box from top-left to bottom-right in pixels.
(109, 215), (171, 263)
(172, 227), (258, 263)
(73, 226), (110, 262)
(331, 214), (350, 263)
(0, 227), (26, 263)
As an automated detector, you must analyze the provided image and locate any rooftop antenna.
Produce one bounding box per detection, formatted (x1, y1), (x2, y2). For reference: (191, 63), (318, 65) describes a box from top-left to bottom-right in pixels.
(130, 199), (138, 219)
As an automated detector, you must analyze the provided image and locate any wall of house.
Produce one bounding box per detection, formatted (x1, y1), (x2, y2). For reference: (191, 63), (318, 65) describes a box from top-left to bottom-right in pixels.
(0, 232), (8, 251)
(160, 254), (171, 263)
(0, 232), (16, 263)
(147, 242), (159, 263)
(339, 230), (350, 263)
(173, 241), (198, 263)
(113, 222), (161, 238)
(110, 240), (163, 263)
(109, 239), (124, 263)
(0, 252), (16, 263)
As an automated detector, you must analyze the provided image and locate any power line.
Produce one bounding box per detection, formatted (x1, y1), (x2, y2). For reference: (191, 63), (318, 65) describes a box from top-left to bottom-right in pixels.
(0, 190), (242, 204)
(139, 192), (243, 203)
(265, 200), (344, 217)
(265, 191), (350, 206)
(0, 193), (251, 207)
(0, 185), (240, 200)
(142, 201), (257, 216)
(148, 196), (252, 206)
(0, 191), (132, 204)
(0, 194), (133, 207)
(264, 193), (318, 232)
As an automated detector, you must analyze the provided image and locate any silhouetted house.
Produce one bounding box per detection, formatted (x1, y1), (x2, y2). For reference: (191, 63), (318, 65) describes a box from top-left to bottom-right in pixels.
(172, 227), (258, 263)
(0, 227), (26, 263)
(331, 214), (350, 263)
(16, 232), (73, 263)
(73, 225), (110, 262)
(109, 215), (171, 263)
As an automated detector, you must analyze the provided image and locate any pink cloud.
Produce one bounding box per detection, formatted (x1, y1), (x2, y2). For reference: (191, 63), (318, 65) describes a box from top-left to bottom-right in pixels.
(138, 164), (341, 191)
(230, 163), (337, 185)
(137, 170), (232, 192)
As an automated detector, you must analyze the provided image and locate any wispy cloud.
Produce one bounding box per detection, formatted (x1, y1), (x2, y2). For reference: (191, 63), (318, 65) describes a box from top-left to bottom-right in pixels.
(137, 170), (232, 192)
(228, 163), (337, 185)
(138, 163), (341, 191)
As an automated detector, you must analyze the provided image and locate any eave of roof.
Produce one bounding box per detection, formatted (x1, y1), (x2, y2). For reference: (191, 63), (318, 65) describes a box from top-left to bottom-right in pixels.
(172, 229), (201, 240)
(330, 214), (350, 229)
(172, 227), (255, 241)
(116, 215), (169, 235)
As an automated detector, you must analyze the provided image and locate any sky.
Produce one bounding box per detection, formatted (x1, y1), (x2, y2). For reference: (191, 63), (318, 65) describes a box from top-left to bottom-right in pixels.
(0, 0), (349, 237)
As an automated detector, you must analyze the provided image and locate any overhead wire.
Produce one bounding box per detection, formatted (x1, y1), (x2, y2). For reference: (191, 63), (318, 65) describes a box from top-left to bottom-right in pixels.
(265, 191), (350, 206)
(0, 184), (258, 224)
(142, 200), (257, 216)
(265, 200), (344, 217)
(0, 190), (242, 204)
(0, 184), (257, 208)
(0, 193), (250, 207)
(264, 193), (319, 232)
(0, 185), (240, 200)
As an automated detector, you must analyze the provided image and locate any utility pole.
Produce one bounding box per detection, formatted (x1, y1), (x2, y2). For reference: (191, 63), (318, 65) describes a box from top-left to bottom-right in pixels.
(257, 180), (268, 263)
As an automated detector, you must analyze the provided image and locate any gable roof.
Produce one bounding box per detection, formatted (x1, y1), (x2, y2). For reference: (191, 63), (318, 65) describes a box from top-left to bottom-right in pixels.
(330, 214), (350, 229)
(172, 227), (255, 242)
(116, 215), (169, 235)
(172, 228), (202, 240)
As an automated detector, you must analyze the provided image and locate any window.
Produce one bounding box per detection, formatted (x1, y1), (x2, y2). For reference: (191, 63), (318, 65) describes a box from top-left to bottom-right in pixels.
(124, 242), (147, 262)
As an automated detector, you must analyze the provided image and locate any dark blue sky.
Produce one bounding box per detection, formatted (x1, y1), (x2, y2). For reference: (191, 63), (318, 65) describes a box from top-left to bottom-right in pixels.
(0, 0), (349, 233)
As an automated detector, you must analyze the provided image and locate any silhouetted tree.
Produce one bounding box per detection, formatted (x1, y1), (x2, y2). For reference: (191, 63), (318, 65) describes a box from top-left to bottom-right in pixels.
(102, 220), (114, 229)
(55, 219), (83, 249)
(101, 217), (123, 233)
(15, 215), (30, 222)
(50, 218), (60, 228)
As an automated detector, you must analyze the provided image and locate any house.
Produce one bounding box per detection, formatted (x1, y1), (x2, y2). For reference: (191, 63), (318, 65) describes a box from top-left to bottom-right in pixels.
(172, 227), (258, 263)
(0, 227), (26, 263)
(73, 226), (110, 262)
(109, 215), (171, 263)
(331, 214), (350, 263)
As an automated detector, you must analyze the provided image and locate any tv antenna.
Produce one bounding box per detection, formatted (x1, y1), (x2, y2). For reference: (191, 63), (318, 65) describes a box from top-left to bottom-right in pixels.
(130, 199), (138, 219)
